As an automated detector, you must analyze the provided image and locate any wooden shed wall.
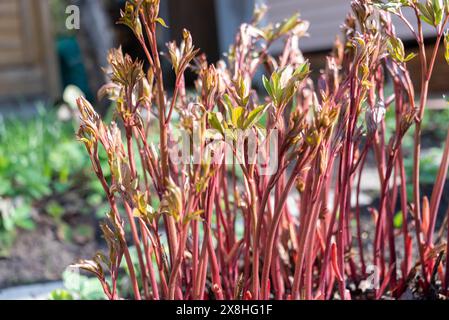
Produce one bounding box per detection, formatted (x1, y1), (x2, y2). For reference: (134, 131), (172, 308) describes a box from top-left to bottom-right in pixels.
(0, 0), (59, 100)
(265, 0), (437, 52)
(263, 0), (449, 93)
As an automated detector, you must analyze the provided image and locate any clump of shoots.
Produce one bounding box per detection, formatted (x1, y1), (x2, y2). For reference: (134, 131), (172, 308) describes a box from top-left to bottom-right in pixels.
(74, 0), (449, 300)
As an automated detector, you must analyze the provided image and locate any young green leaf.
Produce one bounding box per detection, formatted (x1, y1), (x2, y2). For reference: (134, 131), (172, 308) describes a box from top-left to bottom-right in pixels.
(417, 0), (443, 26)
(278, 13), (301, 35)
(387, 36), (416, 63)
(243, 105), (267, 130)
(432, 0), (444, 25)
(183, 210), (204, 225)
(262, 75), (273, 100)
(208, 112), (225, 135)
(417, 2), (434, 25)
(231, 107), (245, 129)
(222, 94), (234, 120)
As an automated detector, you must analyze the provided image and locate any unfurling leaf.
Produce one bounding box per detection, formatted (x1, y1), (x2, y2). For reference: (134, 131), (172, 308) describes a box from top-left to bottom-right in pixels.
(208, 112), (225, 135)
(365, 100), (386, 136)
(243, 105), (267, 130)
(155, 17), (169, 28)
(277, 13), (301, 36)
(107, 47), (144, 89)
(404, 52), (417, 62)
(417, 0), (443, 26)
(432, 0), (444, 25)
(118, 1), (142, 36)
(387, 36), (416, 63)
(132, 191), (156, 219)
(232, 75), (251, 106)
(183, 210), (204, 225)
(71, 253), (106, 280)
(231, 107), (245, 128)
(263, 62), (310, 107)
(262, 75), (273, 100)
(159, 178), (183, 222)
(166, 29), (199, 76)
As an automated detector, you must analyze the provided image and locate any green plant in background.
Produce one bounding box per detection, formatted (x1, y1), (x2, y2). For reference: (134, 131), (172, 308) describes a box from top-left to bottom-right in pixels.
(385, 104), (449, 193)
(385, 102), (449, 150)
(50, 246), (144, 300)
(404, 148), (447, 199)
(0, 105), (86, 198)
(0, 199), (34, 256)
(0, 96), (109, 254)
(50, 269), (106, 300)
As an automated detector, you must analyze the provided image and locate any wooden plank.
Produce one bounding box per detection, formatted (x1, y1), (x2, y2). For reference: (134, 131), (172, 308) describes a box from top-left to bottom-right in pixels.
(35, 0), (61, 100)
(0, 34), (21, 50)
(0, 49), (25, 66)
(0, 1), (26, 66)
(19, 0), (40, 64)
(0, 67), (45, 96)
(0, 16), (21, 32)
(0, 0), (60, 99)
(0, 0), (19, 17)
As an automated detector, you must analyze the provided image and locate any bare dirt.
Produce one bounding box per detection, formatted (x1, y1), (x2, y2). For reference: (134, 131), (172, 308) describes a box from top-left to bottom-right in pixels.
(0, 223), (98, 289)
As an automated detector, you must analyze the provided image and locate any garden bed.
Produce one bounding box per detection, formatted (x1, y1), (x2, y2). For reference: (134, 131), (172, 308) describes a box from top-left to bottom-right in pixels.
(0, 222), (98, 288)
